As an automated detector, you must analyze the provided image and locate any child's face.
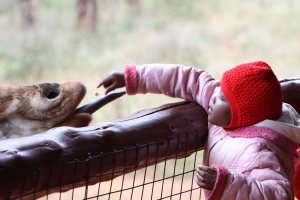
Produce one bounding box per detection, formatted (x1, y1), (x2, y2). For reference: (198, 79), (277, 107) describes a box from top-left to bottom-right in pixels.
(208, 87), (231, 127)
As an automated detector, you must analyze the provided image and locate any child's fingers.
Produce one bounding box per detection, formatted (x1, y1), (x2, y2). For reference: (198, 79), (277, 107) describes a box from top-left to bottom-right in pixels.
(196, 165), (217, 190)
(196, 177), (206, 188)
(198, 165), (210, 172)
(96, 81), (104, 88)
(105, 80), (125, 94)
(96, 70), (117, 88)
(96, 79), (107, 88)
(197, 168), (215, 182)
(198, 165), (217, 175)
(206, 166), (217, 174)
(104, 84), (117, 95)
(96, 76), (111, 88)
(196, 173), (215, 190)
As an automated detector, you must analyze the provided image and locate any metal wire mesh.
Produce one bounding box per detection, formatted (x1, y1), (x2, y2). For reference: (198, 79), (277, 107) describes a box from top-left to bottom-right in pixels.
(8, 131), (204, 200)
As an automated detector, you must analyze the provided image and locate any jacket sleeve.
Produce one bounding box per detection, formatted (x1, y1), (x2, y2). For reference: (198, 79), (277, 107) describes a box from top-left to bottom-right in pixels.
(123, 64), (219, 111)
(205, 152), (294, 200)
(294, 150), (300, 199)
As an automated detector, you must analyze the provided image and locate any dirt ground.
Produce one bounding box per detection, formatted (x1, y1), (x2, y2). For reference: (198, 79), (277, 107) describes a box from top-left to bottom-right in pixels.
(41, 173), (206, 200)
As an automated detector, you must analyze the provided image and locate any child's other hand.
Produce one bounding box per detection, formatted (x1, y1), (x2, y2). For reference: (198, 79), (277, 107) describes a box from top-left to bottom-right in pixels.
(196, 165), (217, 191)
(96, 71), (125, 95)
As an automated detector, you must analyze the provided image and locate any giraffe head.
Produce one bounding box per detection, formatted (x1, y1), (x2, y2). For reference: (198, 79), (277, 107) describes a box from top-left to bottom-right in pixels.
(0, 81), (125, 140)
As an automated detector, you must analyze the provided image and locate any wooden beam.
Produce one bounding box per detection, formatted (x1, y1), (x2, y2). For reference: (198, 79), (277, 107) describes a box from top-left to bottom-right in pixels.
(0, 101), (208, 199)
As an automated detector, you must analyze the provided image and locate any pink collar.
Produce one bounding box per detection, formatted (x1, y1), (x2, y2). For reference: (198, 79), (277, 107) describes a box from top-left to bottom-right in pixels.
(228, 126), (299, 156)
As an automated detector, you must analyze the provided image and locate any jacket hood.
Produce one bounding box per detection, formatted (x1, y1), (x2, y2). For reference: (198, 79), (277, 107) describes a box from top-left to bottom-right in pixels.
(254, 103), (300, 144)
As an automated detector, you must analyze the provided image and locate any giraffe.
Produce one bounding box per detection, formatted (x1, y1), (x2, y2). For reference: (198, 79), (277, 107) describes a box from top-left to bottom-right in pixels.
(0, 80), (125, 140)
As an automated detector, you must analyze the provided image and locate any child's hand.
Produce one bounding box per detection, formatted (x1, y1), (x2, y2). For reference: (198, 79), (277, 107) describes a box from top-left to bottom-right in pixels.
(96, 71), (125, 95)
(196, 165), (217, 190)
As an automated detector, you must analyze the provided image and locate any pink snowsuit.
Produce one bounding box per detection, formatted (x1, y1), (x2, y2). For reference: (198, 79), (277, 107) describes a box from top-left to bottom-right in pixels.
(123, 64), (300, 200)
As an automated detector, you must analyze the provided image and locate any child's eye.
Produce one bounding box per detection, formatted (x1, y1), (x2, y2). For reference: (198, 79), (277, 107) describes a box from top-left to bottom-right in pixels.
(219, 95), (225, 101)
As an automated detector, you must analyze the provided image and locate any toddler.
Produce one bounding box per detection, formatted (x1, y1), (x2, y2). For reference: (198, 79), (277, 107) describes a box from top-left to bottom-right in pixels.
(97, 61), (300, 200)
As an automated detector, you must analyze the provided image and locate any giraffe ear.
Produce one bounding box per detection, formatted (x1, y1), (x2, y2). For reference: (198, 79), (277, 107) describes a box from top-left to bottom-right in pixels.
(58, 113), (93, 127)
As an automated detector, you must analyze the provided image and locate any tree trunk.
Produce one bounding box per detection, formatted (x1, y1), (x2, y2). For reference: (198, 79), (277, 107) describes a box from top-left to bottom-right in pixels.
(126, 0), (140, 7)
(19, 0), (37, 30)
(77, 0), (97, 30)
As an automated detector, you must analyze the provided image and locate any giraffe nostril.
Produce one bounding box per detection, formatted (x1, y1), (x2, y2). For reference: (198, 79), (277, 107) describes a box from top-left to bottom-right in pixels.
(46, 90), (60, 99)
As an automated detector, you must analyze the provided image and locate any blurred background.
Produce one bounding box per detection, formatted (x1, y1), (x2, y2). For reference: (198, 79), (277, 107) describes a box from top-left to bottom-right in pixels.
(1, 1), (299, 199)
(1, 0), (300, 123)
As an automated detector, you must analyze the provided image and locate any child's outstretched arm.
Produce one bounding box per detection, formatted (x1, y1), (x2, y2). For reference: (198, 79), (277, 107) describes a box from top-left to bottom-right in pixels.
(98, 64), (219, 112)
(96, 70), (125, 95)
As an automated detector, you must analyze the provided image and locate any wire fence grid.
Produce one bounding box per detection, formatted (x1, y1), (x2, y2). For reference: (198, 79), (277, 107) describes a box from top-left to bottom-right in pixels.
(6, 131), (204, 200)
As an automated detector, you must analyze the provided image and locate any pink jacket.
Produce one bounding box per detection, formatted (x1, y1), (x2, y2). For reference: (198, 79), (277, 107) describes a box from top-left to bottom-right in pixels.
(123, 64), (300, 200)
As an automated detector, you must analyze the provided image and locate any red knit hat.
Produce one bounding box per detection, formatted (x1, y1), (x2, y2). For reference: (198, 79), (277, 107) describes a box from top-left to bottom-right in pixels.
(220, 61), (283, 131)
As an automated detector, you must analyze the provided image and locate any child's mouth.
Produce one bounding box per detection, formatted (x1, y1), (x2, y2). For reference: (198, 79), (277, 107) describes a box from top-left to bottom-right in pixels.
(208, 105), (213, 114)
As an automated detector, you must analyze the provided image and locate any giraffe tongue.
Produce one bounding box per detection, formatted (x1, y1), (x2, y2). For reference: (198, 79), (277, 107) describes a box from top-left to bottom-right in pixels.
(73, 91), (126, 115)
